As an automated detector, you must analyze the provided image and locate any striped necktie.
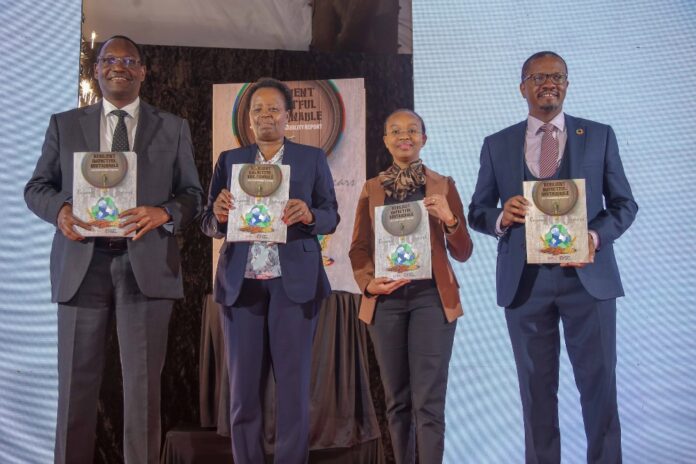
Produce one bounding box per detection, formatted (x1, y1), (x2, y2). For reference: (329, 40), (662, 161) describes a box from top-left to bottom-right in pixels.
(538, 123), (558, 178)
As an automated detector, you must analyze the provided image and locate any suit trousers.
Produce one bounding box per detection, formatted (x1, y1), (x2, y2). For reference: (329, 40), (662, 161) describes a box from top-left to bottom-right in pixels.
(505, 264), (621, 464)
(56, 249), (173, 464)
(368, 281), (456, 464)
(221, 278), (318, 464)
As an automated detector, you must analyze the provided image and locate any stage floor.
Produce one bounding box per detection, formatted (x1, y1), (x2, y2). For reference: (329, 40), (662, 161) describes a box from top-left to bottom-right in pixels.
(161, 428), (385, 464)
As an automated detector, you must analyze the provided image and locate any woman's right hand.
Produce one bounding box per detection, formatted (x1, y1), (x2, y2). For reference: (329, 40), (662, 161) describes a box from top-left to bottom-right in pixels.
(213, 188), (234, 223)
(366, 277), (411, 296)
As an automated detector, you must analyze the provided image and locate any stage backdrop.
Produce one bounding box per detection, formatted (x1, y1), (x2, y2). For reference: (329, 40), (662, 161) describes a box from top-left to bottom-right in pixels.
(413, 0), (696, 462)
(0, 1), (82, 463)
(212, 79), (365, 294)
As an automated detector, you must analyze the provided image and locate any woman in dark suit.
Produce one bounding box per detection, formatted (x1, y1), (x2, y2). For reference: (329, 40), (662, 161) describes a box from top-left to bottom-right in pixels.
(200, 78), (339, 463)
(349, 109), (473, 463)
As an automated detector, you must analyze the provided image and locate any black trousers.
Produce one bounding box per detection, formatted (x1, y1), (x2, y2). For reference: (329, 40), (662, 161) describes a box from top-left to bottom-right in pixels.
(368, 281), (456, 464)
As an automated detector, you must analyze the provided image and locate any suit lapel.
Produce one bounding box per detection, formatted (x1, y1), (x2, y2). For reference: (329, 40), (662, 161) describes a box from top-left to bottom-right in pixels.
(564, 114), (587, 178)
(508, 121), (526, 195)
(374, 179), (386, 208)
(281, 139), (296, 168)
(78, 102), (102, 151)
(244, 143), (258, 163)
(368, 176), (385, 224)
(424, 167), (443, 238)
(134, 101), (160, 156)
(424, 166), (445, 197)
(280, 141), (300, 198)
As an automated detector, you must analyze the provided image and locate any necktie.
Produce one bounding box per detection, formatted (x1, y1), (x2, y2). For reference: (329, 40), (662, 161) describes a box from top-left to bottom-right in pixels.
(111, 109), (130, 151)
(538, 123), (558, 178)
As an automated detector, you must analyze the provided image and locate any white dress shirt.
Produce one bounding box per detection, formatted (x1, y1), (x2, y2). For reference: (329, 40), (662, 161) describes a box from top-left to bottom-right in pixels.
(100, 97), (140, 152)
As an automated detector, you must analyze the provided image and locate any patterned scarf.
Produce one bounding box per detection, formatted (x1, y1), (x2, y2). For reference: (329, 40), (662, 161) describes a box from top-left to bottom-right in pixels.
(379, 159), (426, 201)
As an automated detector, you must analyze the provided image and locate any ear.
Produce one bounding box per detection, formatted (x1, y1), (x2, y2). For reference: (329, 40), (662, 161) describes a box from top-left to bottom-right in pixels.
(93, 62), (99, 80)
(421, 133), (428, 146)
(138, 65), (147, 82)
(383, 134), (388, 149)
(519, 81), (527, 99)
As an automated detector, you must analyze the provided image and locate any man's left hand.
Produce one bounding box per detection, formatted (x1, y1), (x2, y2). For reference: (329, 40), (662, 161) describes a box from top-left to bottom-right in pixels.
(120, 206), (171, 241)
(283, 199), (314, 226)
(561, 233), (595, 268)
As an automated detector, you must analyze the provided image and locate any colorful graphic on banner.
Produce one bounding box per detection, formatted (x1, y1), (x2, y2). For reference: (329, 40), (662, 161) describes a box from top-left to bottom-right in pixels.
(212, 79), (365, 293)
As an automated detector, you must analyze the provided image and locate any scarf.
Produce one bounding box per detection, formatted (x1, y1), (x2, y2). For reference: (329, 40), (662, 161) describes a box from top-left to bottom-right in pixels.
(379, 159), (426, 201)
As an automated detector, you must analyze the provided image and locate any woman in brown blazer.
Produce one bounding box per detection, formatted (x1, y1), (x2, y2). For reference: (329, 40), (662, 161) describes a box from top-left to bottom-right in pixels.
(349, 109), (473, 463)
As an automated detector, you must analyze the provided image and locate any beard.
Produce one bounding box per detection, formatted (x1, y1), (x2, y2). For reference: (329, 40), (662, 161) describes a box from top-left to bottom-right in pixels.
(540, 102), (560, 113)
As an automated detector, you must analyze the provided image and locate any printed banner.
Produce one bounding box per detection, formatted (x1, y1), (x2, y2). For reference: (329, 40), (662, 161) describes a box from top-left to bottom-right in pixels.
(212, 79), (366, 293)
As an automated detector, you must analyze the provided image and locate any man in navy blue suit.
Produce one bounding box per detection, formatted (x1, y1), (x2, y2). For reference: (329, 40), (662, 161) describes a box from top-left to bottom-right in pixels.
(468, 52), (637, 463)
(200, 77), (339, 463)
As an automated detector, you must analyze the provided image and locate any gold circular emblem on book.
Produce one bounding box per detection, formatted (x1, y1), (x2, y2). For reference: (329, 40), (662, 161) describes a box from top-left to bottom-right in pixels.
(81, 152), (128, 188)
(381, 202), (422, 237)
(532, 180), (578, 216)
(238, 164), (283, 197)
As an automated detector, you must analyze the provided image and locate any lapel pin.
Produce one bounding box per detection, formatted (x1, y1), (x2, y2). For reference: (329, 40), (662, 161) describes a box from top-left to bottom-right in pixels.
(576, 128), (584, 135)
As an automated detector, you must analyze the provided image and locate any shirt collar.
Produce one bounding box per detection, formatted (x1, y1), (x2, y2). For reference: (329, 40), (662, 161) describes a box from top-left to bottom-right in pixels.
(527, 112), (566, 135)
(102, 97), (141, 120)
(256, 144), (285, 164)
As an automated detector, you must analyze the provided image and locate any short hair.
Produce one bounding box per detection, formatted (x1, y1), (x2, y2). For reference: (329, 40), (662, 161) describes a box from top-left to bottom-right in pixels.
(384, 108), (427, 135)
(247, 77), (294, 111)
(521, 51), (567, 82)
(97, 35), (146, 65)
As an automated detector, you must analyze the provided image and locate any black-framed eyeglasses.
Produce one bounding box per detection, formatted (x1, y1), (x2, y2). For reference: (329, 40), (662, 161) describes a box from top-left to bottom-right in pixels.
(387, 128), (422, 138)
(523, 73), (568, 85)
(97, 56), (141, 68)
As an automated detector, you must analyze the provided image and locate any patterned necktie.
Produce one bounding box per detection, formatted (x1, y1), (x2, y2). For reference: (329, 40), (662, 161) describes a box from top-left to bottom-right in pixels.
(538, 123), (558, 178)
(111, 109), (130, 151)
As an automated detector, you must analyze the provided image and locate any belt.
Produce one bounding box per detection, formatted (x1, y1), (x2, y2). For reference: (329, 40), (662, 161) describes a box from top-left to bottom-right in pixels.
(94, 237), (128, 252)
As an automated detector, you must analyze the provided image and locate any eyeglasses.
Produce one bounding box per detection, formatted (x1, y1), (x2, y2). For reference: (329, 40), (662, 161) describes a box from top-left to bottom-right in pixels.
(97, 56), (141, 68)
(523, 73), (568, 85)
(387, 128), (422, 138)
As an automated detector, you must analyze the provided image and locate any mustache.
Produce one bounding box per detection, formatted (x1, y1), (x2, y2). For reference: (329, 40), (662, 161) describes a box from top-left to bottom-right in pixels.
(107, 72), (132, 81)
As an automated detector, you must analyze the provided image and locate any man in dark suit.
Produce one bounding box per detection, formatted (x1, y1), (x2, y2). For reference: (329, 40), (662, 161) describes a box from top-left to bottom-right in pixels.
(200, 78), (339, 463)
(468, 51), (637, 463)
(24, 36), (203, 464)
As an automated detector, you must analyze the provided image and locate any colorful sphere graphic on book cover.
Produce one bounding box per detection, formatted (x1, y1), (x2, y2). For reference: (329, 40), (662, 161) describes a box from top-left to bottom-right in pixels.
(387, 242), (419, 272)
(240, 204), (274, 233)
(89, 196), (120, 224)
(540, 224), (576, 255)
